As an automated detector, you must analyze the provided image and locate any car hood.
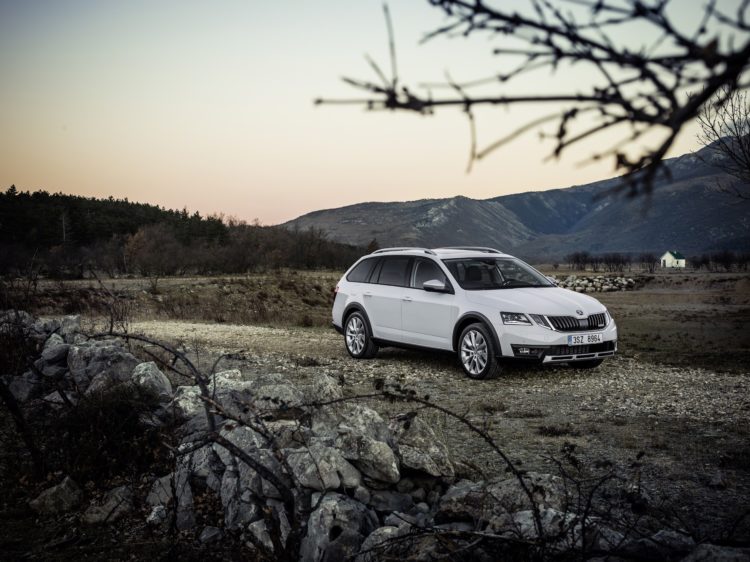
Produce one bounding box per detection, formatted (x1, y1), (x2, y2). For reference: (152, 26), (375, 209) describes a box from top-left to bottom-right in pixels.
(464, 287), (607, 317)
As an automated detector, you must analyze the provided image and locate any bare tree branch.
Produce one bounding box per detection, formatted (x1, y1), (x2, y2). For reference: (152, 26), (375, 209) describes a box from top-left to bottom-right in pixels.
(318, 0), (750, 195)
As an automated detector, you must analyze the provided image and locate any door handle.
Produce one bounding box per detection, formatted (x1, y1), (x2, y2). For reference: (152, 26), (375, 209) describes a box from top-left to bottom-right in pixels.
(363, 291), (373, 297)
(402, 296), (413, 302)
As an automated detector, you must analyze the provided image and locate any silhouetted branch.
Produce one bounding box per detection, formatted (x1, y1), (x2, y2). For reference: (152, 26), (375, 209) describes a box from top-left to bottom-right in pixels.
(319, 0), (750, 195)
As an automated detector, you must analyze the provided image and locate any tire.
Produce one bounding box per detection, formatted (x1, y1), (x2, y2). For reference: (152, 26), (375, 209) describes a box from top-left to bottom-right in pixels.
(344, 311), (378, 359)
(458, 323), (502, 379)
(572, 358), (604, 369)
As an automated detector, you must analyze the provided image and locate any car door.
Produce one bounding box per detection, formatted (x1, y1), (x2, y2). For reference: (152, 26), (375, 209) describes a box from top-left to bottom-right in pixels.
(365, 256), (411, 341)
(401, 258), (457, 350)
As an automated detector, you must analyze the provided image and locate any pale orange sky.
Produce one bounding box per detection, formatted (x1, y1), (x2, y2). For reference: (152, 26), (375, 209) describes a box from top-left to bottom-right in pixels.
(0, 0), (736, 224)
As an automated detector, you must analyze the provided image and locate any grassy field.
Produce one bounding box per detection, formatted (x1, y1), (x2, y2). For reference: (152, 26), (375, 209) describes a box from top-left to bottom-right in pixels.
(22, 268), (750, 373)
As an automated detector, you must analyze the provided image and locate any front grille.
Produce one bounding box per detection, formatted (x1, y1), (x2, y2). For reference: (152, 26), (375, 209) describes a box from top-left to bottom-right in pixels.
(547, 313), (607, 332)
(546, 341), (616, 356)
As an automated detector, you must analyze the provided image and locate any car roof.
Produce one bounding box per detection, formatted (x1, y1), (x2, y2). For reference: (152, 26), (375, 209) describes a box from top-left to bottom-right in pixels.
(367, 247), (513, 259)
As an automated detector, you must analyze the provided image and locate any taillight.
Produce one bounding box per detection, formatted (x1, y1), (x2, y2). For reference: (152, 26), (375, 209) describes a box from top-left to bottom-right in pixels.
(333, 285), (339, 294)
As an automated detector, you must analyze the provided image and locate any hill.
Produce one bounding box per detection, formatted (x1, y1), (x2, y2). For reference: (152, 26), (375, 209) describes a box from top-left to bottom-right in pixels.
(285, 146), (749, 260)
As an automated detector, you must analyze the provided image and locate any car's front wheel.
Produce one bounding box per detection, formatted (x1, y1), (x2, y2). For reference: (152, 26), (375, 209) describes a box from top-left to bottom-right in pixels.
(458, 323), (502, 379)
(344, 311), (378, 359)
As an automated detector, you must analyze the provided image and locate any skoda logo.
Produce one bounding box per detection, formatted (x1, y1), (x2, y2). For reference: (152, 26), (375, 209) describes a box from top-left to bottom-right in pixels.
(576, 309), (584, 316)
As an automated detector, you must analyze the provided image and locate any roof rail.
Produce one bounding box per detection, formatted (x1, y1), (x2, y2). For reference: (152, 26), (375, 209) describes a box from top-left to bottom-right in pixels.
(437, 246), (503, 254)
(372, 247), (436, 256)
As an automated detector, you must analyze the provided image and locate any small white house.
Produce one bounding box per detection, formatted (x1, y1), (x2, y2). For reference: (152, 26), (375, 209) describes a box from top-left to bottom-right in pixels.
(660, 250), (686, 268)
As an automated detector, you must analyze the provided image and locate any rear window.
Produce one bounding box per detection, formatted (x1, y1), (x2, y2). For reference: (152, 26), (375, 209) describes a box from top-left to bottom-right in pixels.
(346, 258), (377, 283)
(376, 257), (411, 287)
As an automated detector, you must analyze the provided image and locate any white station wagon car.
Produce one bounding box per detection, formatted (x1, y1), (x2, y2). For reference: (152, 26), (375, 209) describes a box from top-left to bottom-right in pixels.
(332, 247), (617, 379)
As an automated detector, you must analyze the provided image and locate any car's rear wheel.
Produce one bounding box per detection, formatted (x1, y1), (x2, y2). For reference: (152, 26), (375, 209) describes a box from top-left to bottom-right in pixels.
(572, 358), (604, 369)
(458, 323), (502, 379)
(344, 311), (378, 359)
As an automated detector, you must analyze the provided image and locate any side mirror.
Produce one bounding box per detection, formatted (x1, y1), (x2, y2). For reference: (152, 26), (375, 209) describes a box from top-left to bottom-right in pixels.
(546, 276), (558, 285)
(423, 279), (449, 293)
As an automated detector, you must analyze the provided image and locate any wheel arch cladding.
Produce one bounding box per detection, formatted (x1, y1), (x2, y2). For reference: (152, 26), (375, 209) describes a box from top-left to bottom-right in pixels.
(453, 313), (502, 355)
(344, 304), (373, 335)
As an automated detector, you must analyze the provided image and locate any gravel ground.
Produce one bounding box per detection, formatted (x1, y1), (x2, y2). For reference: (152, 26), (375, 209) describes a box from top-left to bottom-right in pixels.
(128, 319), (750, 538)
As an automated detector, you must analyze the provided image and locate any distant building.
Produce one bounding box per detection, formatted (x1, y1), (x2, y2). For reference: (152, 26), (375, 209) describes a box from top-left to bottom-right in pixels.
(660, 250), (686, 268)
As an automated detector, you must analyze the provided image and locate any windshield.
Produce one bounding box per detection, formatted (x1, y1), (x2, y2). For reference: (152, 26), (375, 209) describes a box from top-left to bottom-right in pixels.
(442, 257), (554, 290)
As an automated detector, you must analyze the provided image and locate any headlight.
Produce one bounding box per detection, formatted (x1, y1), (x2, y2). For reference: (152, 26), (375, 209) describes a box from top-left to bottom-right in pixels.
(501, 312), (532, 325)
(529, 314), (552, 329)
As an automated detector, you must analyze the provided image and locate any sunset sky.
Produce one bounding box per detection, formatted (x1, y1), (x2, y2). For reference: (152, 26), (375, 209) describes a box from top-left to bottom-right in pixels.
(0, 0), (738, 224)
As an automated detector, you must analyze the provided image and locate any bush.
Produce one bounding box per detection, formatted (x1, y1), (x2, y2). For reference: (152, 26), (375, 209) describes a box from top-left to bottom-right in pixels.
(45, 385), (173, 484)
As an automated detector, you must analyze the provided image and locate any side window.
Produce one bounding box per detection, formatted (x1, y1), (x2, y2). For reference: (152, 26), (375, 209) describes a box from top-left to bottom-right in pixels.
(346, 258), (376, 283)
(411, 259), (448, 289)
(376, 257), (411, 287)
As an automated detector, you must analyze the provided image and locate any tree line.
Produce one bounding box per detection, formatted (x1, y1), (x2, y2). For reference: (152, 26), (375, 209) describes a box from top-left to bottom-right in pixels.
(563, 251), (750, 273)
(0, 186), (363, 278)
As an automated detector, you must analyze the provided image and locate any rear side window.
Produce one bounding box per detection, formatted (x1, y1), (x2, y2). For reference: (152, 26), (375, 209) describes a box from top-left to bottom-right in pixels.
(346, 258), (377, 283)
(376, 257), (411, 287)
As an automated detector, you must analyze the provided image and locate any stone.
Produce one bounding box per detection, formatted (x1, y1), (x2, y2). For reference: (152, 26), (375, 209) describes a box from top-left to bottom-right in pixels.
(9, 371), (42, 402)
(621, 529), (697, 560)
(146, 505), (168, 526)
(41, 341), (69, 365)
(438, 473), (566, 524)
(390, 415), (454, 478)
(199, 525), (222, 544)
(210, 369), (251, 392)
(354, 486), (371, 504)
(83, 485), (134, 524)
(300, 493), (378, 562)
(267, 498), (292, 546)
(502, 508), (579, 549)
(285, 443), (361, 491)
(41, 390), (77, 407)
(248, 520), (274, 552)
(147, 474), (174, 507)
(85, 370), (130, 395)
(356, 526), (403, 561)
(335, 430), (400, 484)
(310, 372), (343, 401)
(187, 443), (220, 480)
(220, 468), (262, 530)
(251, 382), (305, 415)
(264, 419), (311, 449)
(312, 402), (391, 445)
(67, 341), (139, 392)
(29, 476), (83, 514)
(175, 460), (195, 530)
(213, 424), (267, 466)
(130, 361), (172, 401)
(367, 490), (414, 513)
(384, 511), (418, 527)
(170, 386), (206, 420)
(60, 315), (81, 342)
(41, 363), (67, 380)
(681, 544), (750, 561)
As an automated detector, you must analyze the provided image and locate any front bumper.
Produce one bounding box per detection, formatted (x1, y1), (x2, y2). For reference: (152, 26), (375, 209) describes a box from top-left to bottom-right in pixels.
(496, 319), (618, 363)
(331, 322), (343, 335)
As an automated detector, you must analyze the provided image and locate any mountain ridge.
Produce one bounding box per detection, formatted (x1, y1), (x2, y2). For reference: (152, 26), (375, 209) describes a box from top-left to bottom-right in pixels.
(285, 146), (748, 260)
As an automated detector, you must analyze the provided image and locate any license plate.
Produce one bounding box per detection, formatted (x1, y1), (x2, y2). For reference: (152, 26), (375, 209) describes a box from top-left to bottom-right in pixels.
(568, 333), (603, 345)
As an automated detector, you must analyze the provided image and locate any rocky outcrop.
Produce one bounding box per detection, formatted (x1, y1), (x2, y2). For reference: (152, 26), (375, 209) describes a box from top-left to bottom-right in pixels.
(5, 310), (734, 562)
(29, 476), (83, 514)
(549, 274), (638, 292)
